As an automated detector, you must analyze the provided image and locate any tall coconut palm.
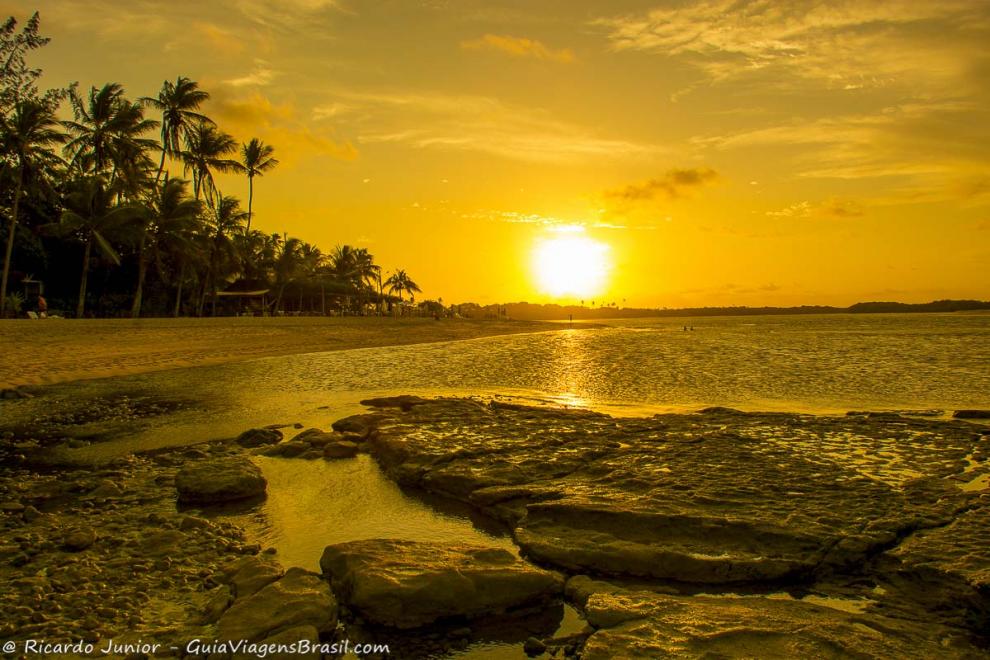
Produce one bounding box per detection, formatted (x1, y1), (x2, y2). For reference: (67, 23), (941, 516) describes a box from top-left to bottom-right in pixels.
(140, 77), (212, 184)
(181, 123), (243, 206)
(131, 176), (200, 317)
(0, 97), (65, 315)
(385, 269), (421, 302)
(48, 176), (139, 318)
(63, 83), (159, 178)
(240, 137), (278, 233)
(200, 194), (248, 316)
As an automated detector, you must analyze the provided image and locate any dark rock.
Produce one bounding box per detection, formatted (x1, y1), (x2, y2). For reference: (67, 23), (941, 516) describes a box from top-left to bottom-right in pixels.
(0, 501), (25, 513)
(330, 413), (384, 438)
(175, 457), (267, 504)
(278, 441), (310, 458)
(524, 636), (547, 656)
(63, 527), (97, 552)
(359, 395), (430, 411)
(320, 539), (564, 628)
(216, 567), (337, 643)
(228, 556), (284, 598)
(88, 479), (122, 498)
(236, 428), (283, 448)
(954, 410), (990, 419)
(323, 440), (359, 459)
(200, 585), (233, 624)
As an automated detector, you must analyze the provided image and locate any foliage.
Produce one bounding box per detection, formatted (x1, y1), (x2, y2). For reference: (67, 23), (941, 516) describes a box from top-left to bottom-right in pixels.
(0, 11), (421, 318)
(0, 11), (69, 112)
(2, 291), (23, 317)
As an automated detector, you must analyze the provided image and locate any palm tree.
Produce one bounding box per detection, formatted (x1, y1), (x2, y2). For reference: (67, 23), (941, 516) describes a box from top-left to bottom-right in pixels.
(140, 77), (211, 185)
(131, 176), (200, 317)
(182, 123), (243, 206)
(49, 176), (139, 318)
(272, 235), (303, 313)
(385, 269), (421, 302)
(240, 138), (278, 233)
(297, 242), (324, 312)
(0, 98), (65, 315)
(200, 194), (247, 315)
(63, 83), (159, 178)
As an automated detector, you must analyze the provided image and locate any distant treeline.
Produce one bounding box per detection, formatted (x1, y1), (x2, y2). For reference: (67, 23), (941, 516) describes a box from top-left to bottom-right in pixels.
(459, 299), (990, 321)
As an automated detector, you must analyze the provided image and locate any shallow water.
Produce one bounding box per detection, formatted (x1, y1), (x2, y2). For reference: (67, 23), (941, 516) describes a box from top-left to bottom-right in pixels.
(22, 312), (990, 457)
(213, 455), (516, 571)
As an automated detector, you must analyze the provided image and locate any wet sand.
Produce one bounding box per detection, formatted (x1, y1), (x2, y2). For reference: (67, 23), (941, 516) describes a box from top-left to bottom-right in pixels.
(0, 317), (557, 389)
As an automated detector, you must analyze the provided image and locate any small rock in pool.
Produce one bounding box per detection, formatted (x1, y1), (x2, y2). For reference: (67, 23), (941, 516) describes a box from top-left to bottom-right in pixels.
(236, 428), (283, 448)
(175, 457), (267, 504)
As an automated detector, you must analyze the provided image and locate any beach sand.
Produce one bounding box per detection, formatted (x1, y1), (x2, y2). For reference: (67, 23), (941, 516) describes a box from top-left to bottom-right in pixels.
(0, 317), (556, 389)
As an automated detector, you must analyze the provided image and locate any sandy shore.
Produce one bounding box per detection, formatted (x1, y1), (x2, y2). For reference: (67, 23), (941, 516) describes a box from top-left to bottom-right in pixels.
(0, 317), (558, 389)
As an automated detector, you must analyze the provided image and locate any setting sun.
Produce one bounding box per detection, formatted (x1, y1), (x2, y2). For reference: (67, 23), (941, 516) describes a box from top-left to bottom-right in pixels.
(532, 234), (610, 298)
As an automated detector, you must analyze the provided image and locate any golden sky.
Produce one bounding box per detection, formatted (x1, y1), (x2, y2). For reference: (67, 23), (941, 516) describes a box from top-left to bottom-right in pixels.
(10, 0), (990, 306)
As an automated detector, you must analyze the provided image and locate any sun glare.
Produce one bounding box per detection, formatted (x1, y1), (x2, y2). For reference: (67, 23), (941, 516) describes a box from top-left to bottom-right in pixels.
(533, 234), (611, 298)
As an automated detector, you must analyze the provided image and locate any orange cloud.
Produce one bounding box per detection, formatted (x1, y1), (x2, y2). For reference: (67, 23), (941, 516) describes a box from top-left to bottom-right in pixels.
(461, 34), (575, 63)
(192, 22), (245, 57)
(205, 90), (357, 164)
(606, 168), (719, 202)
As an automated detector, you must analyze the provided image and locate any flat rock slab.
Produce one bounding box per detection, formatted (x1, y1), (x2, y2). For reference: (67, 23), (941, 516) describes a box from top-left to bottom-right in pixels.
(175, 456), (267, 504)
(580, 587), (980, 660)
(320, 539), (564, 628)
(355, 398), (985, 584)
(217, 567), (337, 643)
(344, 397), (990, 643)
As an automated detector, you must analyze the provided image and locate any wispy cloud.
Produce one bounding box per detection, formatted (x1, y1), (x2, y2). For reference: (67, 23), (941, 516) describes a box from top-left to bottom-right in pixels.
(207, 89), (357, 163)
(461, 34), (575, 63)
(766, 198), (863, 218)
(694, 99), (990, 202)
(593, 0), (988, 93)
(322, 90), (656, 163)
(233, 0), (352, 31)
(224, 61), (277, 87)
(605, 168), (718, 203)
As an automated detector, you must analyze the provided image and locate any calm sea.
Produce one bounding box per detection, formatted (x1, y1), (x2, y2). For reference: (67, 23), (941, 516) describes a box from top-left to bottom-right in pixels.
(35, 312), (989, 458)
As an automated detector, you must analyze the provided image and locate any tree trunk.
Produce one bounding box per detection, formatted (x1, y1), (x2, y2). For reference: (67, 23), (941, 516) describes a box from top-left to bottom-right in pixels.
(0, 162), (24, 316)
(76, 235), (93, 319)
(246, 174), (254, 233)
(275, 283), (286, 313)
(155, 148), (167, 185)
(321, 283), (325, 316)
(173, 261), (185, 317)
(130, 233), (147, 318)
